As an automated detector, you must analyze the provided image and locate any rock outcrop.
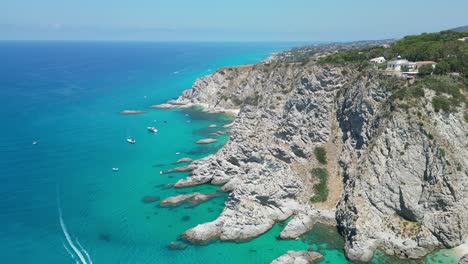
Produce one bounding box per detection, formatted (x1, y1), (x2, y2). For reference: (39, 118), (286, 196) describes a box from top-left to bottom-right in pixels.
(335, 79), (468, 261)
(460, 254), (468, 264)
(158, 61), (468, 261)
(119, 110), (146, 115)
(160, 192), (219, 207)
(270, 250), (323, 264)
(195, 138), (217, 144)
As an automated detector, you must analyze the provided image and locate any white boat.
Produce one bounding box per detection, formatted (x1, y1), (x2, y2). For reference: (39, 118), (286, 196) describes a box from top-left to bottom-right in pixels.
(147, 126), (158, 133)
(112, 168), (119, 171)
(127, 138), (136, 144)
(32, 141), (38, 145)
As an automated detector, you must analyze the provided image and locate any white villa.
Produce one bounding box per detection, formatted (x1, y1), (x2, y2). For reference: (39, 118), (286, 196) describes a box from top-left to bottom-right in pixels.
(370, 56), (386, 64)
(386, 56), (415, 71)
(385, 56), (436, 77)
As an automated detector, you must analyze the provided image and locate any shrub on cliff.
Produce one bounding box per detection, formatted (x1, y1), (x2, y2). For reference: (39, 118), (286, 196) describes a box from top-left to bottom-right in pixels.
(314, 147), (328, 164)
(310, 168), (329, 203)
(432, 96), (451, 112)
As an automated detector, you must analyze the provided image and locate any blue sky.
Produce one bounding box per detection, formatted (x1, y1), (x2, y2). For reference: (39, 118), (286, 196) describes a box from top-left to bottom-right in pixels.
(1, 0), (467, 41)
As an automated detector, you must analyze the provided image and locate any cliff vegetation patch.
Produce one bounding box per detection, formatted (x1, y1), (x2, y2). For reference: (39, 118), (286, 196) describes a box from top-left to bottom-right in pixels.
(310, 168), (329, 203)
(314, 147), (328, 165)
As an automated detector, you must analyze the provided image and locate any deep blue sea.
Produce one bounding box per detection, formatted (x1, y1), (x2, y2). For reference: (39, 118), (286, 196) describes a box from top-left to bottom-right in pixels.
(0, 41), (457, 263)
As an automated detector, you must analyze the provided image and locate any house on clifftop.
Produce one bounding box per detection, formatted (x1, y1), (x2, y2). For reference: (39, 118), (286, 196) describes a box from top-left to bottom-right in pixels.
(385, 56), (436, 77)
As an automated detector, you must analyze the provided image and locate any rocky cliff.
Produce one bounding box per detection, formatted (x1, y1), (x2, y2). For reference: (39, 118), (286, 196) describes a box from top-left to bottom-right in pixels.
(156, 60), (468, 262)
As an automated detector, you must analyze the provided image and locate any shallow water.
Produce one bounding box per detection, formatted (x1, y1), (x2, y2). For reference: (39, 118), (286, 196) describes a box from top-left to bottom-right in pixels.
(0, 41), (458, 263)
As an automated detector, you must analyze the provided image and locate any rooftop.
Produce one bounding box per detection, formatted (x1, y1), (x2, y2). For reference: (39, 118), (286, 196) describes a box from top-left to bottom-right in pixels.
(415, 61), (437, 65)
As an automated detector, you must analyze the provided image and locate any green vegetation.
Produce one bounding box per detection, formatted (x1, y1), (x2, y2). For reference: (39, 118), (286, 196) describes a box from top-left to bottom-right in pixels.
(318, 30), (468, 84)
(432, 96), (452, 112)
(421, 76), (466, 112)
(427, 133), (434, 140)
(310, 168), (329, 203)
(314, 147), (328, 164)
(418, 64), (434, 76)
(388, 75), (466, 113)
(439, 148), (446, 157)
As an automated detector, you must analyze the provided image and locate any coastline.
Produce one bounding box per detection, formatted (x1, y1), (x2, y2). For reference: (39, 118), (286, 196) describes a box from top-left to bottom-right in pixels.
(151, 102), (240, 118)
(153, 41), (467, 263)
(0, 41), (306, 264)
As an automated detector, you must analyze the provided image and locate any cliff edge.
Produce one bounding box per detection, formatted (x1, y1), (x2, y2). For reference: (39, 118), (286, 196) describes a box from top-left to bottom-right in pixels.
(156, 59), (468, 261)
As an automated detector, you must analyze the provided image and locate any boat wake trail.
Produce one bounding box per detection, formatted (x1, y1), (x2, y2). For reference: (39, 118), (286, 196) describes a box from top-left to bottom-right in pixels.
(57, 183), (92, 264)
(76, 239), (93, 264)
(62, 242), (79, 264)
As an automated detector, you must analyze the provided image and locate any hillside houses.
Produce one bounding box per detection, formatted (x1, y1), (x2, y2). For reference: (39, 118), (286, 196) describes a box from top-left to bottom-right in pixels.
(376, 55), (437, 77)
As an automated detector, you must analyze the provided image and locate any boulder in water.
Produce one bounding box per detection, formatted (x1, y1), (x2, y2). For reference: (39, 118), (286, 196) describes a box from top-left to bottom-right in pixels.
(196, 138), (217, 144)
(167, 242), (187, 250)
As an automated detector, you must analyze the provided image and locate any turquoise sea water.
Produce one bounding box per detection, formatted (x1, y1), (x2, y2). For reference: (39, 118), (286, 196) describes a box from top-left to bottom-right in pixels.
(0, 41), (458, 263)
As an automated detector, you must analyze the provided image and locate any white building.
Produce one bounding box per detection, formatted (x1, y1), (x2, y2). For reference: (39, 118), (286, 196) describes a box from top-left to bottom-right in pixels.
(387, 59), (417, 72)
(385, 57), (437, 77)
(370, 56), (386, 64)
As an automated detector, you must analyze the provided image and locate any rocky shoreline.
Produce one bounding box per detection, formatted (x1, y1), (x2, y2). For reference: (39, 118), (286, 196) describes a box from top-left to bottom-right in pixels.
(156, 57), (467, 263)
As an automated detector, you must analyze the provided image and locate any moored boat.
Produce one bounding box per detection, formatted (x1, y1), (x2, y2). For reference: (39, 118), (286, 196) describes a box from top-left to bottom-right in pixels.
(147, 126), (158, 133)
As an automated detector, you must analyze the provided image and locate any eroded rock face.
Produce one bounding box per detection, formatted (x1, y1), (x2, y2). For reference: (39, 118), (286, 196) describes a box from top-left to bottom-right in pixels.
(171, 63), (349, 243)
(161, 61), (468, 261)
(335, 78), (468, 261)
(460, 254), (468, 264)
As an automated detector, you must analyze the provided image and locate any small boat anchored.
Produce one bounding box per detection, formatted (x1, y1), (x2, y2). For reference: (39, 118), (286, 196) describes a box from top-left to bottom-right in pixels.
(32, 140), (39, 145)
(112, 168), (119, 171)
(147, 126), (158, 133)
(127, 138), (136, 144)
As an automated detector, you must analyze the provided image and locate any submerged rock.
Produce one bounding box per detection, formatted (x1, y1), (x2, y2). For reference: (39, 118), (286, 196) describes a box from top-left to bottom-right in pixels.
(119, 110), (146, 115)
(195, 138), (217, 144)
(175, 157), (193, 164)
(150, 103), (175, 109)
(167, 242), (187, 250)
(141, 195), (160, 203)
(165, 166), (194, 174)
(160, 192), (219, 207)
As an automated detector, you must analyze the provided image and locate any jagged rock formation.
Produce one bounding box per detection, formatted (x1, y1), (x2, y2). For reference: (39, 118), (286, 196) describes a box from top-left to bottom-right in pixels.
(336, 78), (468, 261)
(460, 254), (468, 264)
(157, 61), (468, 262)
